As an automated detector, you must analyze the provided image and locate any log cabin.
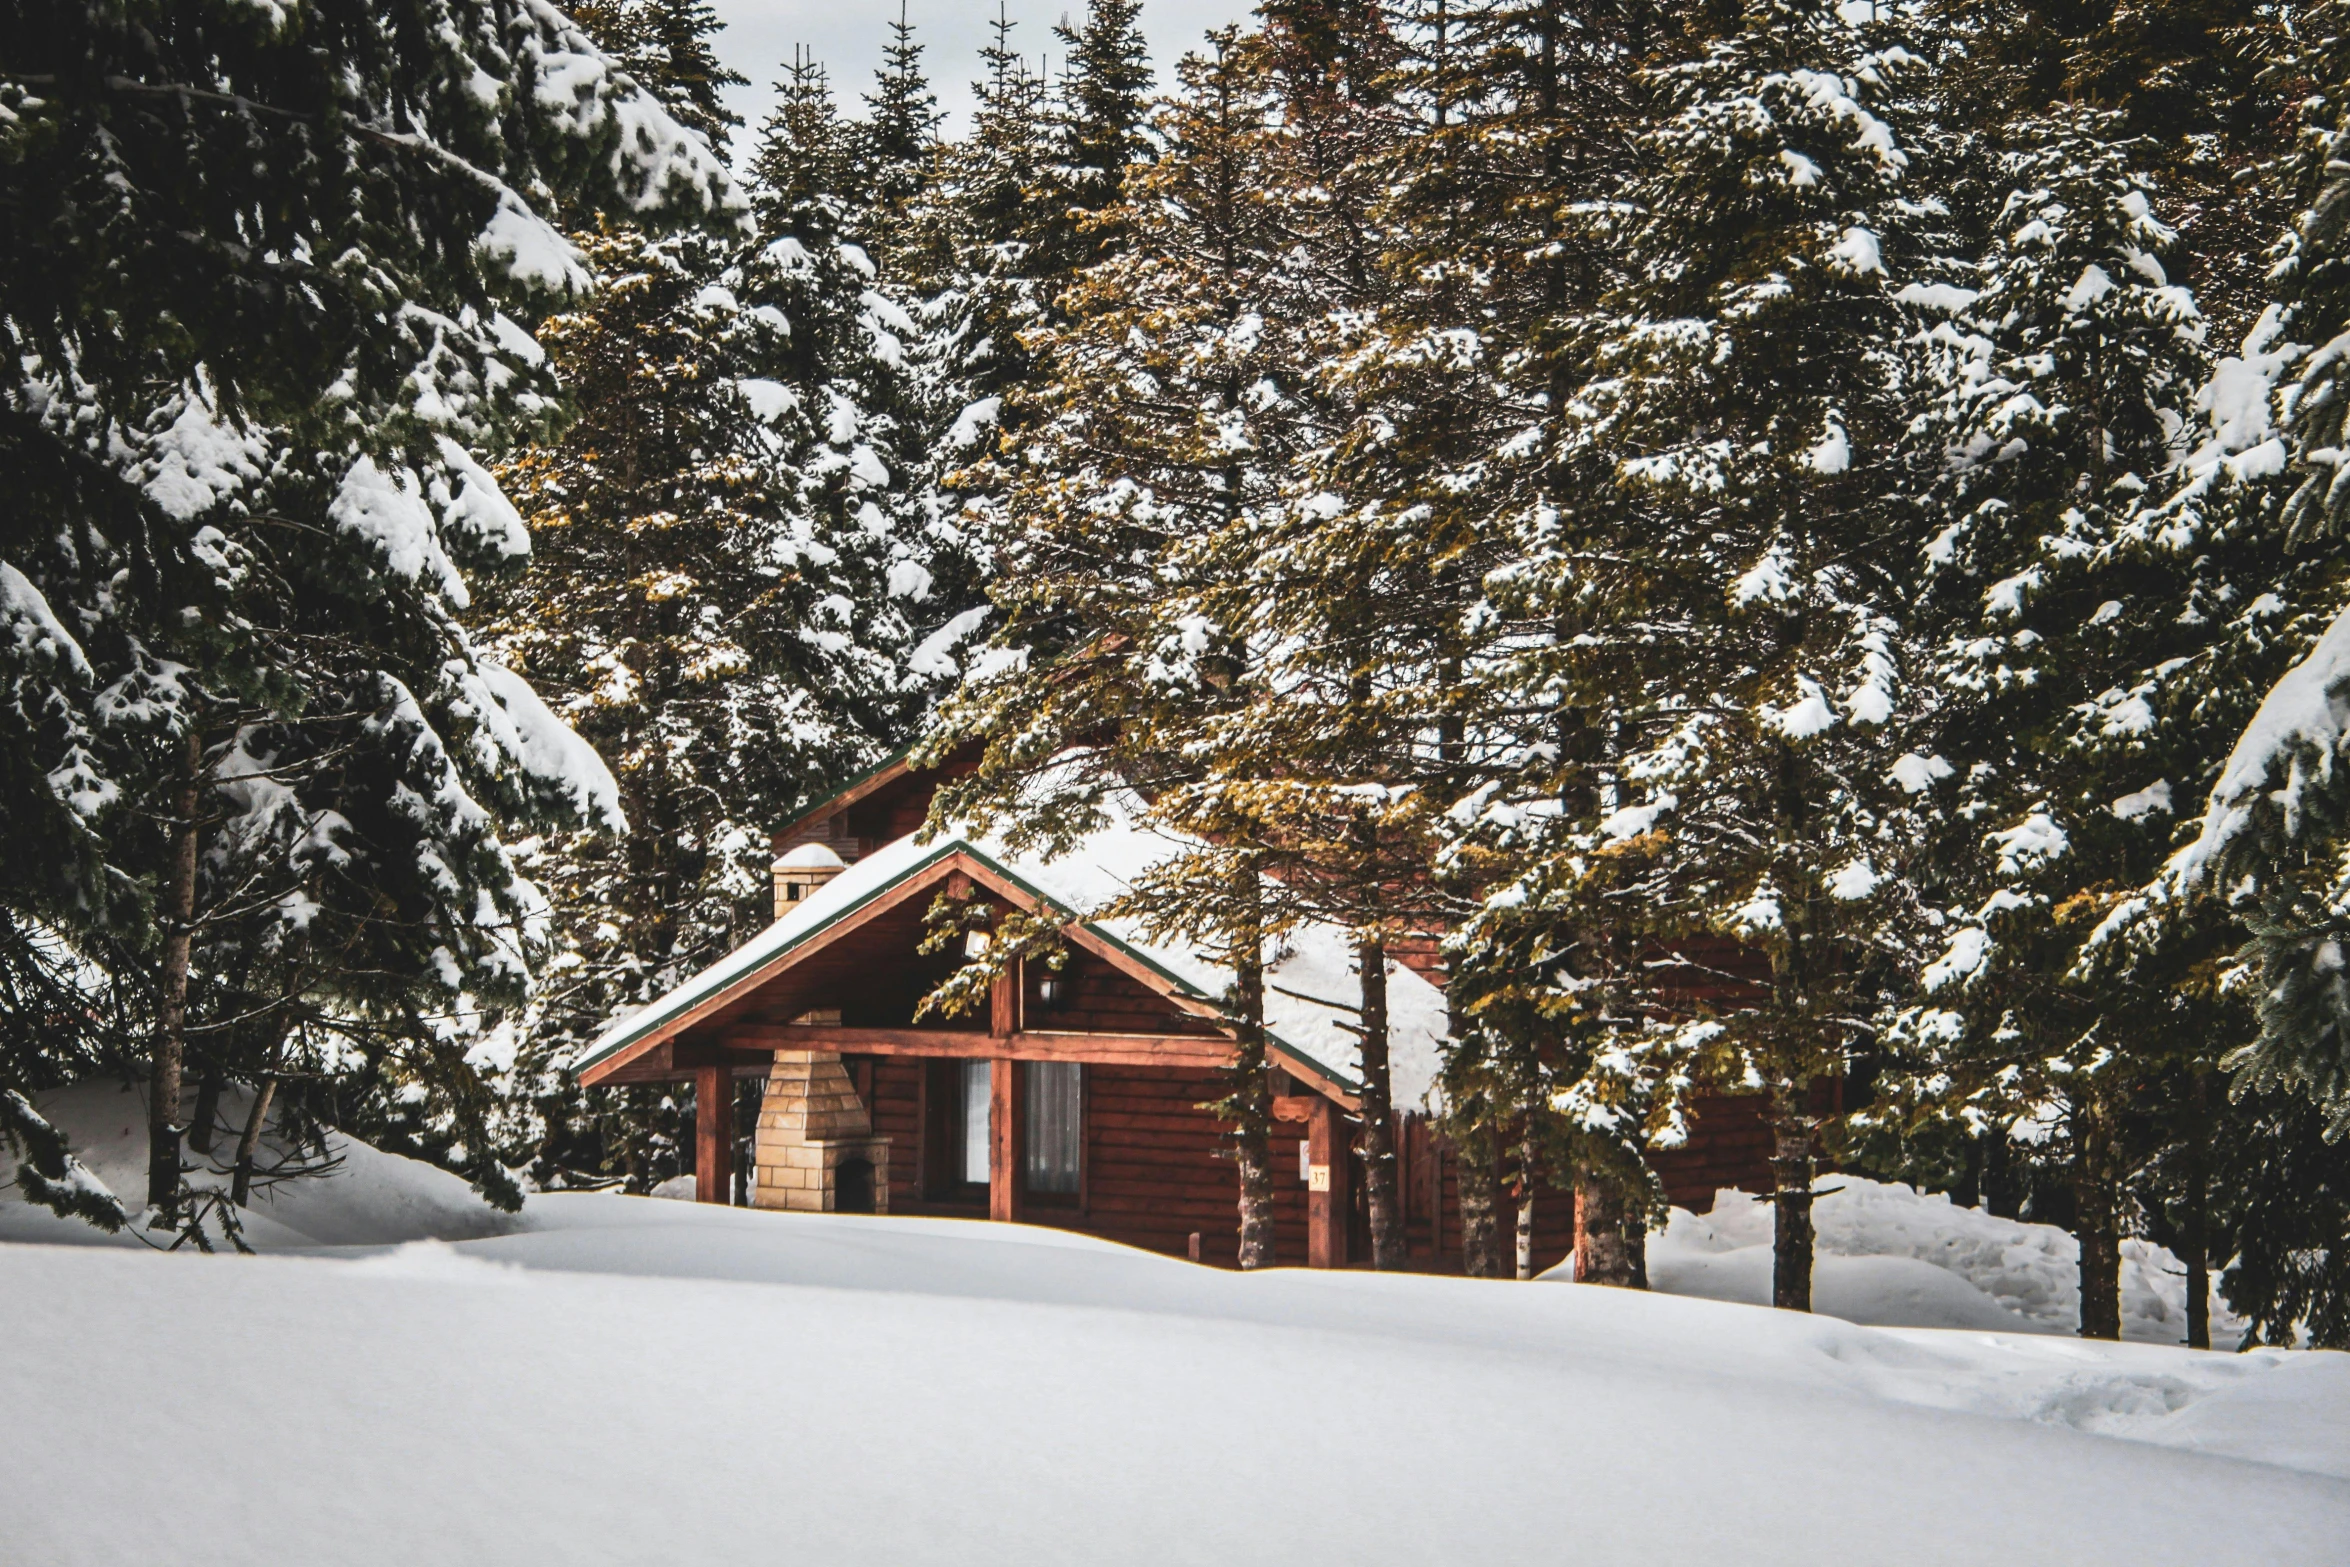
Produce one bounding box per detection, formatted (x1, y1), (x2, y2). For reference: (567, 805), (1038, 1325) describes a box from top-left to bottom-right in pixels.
(575, 752), (1777, 1271)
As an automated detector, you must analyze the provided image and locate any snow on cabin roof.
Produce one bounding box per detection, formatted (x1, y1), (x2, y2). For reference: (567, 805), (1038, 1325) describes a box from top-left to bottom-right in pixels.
(579, 817), (1448, 1109)
(775, 841), (847, 869)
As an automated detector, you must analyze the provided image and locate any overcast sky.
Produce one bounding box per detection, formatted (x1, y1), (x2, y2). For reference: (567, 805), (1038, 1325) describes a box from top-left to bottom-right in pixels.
(705, 1), (1258, 145)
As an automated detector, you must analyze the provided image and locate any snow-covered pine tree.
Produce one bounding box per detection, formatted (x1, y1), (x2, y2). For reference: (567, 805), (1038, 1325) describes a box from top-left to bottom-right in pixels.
(0, 0), (732, 1222)
(1478, 0), (1950, 1310)
(1929, 0), (2288, 335)
(1146, 0), (1443, 1272)
(1030, 0), (1158, 290)
(571, 0), (747, 151)
(928, 9), (1055, 415)
(1876, 109), (2217, 1339)
(1373, 0), (1677, 1283)
(927, 32), (1310, 1265)
(858, 2), (946, 277)
(481, 18), (973, 1192)
(2088, 6), (2350, 1139)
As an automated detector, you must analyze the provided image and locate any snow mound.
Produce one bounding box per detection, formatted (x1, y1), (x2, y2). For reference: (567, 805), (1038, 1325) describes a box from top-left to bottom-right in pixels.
(1622, 1176), (2241, 1344)
(0, 1083), (520, 1250)
(2, 1215), (2344, 1567)
(4, 1114), (2346, 1562)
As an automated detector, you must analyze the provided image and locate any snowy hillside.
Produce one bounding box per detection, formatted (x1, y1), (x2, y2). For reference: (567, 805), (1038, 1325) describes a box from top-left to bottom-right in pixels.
(4, 1090), (2347, 1565)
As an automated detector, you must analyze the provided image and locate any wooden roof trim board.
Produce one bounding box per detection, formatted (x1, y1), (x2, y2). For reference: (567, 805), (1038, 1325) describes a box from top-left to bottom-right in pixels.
(576, 842), (962, 1087)
(912, 850), (1363, 1107)
(771, 744), (922, 843)
(723, 1024), (1236, 1070)
(578, 840), (1364, 1106)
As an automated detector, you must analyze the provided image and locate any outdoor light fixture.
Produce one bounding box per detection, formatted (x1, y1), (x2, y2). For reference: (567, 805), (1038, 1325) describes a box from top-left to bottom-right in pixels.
(964, 929), (992, 958)
(1035, 973), (1065, 1011)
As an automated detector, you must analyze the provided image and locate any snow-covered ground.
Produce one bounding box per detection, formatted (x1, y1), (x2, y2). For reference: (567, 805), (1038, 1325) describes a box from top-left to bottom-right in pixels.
(1618, 1176), (2242, 1345)
(3, 1084), (2345, 1565)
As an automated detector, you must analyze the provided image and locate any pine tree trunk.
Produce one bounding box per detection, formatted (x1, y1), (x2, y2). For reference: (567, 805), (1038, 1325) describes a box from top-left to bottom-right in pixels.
(147, 727), (203, 1216)
(2074, 1100), (2123, 1340)
(1573, 1162), (1646, 1287)
(1514, 1126), (1537, 1280)
(1983, 1131), (2020, 1219)
(2185, 1071), (2211, 1351)
(231, 1077), (277, 1208)
(1356, 930), (1405, 1270)
(1231, 866), (1277, 1269)
(1458, 1136), (1502, 1278)
(1771, 1108), (1815, 1312)
(187, 1067), (223, 1157)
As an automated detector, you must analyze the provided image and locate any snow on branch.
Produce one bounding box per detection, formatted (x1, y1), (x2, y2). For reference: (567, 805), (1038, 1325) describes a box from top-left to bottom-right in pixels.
(476, 664), (627, 836)
(2168, 602), (2350, 892)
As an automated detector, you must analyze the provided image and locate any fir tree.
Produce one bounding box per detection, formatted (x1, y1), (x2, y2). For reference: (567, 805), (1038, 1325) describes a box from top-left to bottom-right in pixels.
(1031, 0), (1159, 289)
(1475, 0), (1952, 1310)
(0, 0), (733, 1223)
(929, 33), (1305, 1265)
(2089, 6), (2350, 1139)
(484, 31), (974, 1190)
(1876, 109), (2218, 1337)
(932, 7), (1057, 409)
(862, 3), (945, 231)
(1372, 0), (1691, 1278)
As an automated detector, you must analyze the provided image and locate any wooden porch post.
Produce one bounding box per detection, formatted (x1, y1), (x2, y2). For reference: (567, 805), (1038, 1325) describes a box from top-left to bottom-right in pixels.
(694, 1061), (732, 1205)
(989, 1057), (1024, 1222)
(1308, 1097), (1350, 1268)
(988, 966), (1023, 1223)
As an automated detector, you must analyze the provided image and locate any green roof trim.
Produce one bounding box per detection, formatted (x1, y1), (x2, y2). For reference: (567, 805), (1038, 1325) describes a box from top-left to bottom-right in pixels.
(572, 839), (961, 1078)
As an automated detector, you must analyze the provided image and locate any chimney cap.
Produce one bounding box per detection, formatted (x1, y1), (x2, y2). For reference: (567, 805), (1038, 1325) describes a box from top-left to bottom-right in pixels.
(775, 842), (847, 871)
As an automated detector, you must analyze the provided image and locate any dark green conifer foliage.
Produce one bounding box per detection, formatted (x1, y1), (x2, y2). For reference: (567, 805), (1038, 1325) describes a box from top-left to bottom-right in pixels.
(1472, 0), (1953, 1308)
(930, 33), (1303, 1265)
(863, 3), (945, 222)
(0, 0), (734, 1225)
(480, 13), (972, 1192)
(1032, 0), (1158, 288)
(1875, 110), (2226, 1337)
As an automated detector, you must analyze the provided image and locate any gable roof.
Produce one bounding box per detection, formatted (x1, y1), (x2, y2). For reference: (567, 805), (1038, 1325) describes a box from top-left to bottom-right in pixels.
(576, 812), (1450, 1110)
(772, 745), (921, 843)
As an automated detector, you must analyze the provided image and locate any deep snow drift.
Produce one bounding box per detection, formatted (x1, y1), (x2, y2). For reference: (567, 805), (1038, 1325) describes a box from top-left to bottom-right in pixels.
(3, 1085), (2345, 1566)
(1615, 1176), (2242, 1345)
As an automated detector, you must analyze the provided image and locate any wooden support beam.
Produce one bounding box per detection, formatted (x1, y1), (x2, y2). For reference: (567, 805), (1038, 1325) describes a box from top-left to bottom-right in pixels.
(727, 1023), (1232, 1069)
(1308, 1096), (1349, 1268)
(990, 962), (1017, 1038)
(694, 1061), (732, 1205)
(989, 1057), (1024, 1223)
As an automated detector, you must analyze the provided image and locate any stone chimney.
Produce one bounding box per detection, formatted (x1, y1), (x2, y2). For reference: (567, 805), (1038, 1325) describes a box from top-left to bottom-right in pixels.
(752, 1053), (891, 1214)
(772, 841), (847, 921)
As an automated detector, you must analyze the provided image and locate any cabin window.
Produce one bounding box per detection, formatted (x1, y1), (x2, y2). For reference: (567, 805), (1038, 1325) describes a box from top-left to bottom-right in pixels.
(1024, 1062), (1082, 1195)
(959, 1060), (991, 1185)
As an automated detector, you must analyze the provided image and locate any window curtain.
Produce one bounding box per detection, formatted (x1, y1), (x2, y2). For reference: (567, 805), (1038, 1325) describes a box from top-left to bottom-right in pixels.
(960, 1060), (991, 1185)
(1024, 1062), (1082, 1194)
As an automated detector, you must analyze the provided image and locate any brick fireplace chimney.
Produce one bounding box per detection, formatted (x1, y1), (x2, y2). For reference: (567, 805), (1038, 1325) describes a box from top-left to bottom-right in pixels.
(752, 1053), (891, 1214)
(772, 842), (846, 921)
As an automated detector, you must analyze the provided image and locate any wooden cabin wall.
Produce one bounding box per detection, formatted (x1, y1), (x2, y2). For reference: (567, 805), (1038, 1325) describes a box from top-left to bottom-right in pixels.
(1412, 1117), (1575, 1276)
(1021, 951), (1223, 1039)
(1650, 1093), (1778, 1212)
(828, 1058), (1774, 1273)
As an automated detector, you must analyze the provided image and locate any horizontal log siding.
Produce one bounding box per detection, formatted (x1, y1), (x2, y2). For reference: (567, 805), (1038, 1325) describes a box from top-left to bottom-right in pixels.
(867, 1054), (927, 1209)
(1649, 1093), (1777, 1213)
(824, 1056), (1782, 1275)
(1420, 1120), (1575, 1277)
(1073, 1066), (1311, 1267)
